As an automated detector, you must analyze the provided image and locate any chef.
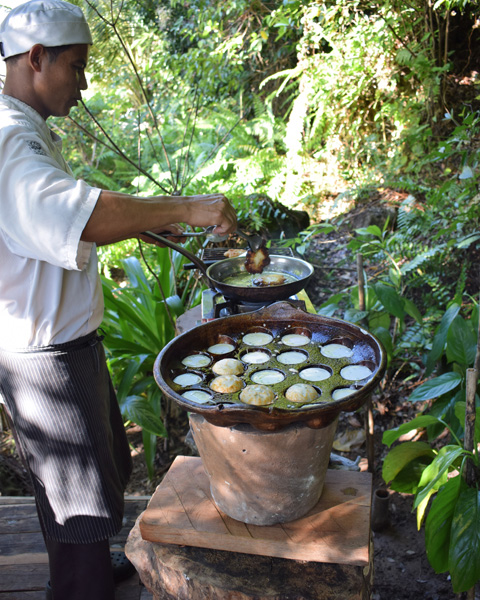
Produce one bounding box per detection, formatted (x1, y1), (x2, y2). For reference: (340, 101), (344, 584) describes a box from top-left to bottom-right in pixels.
(0, 1), (237, 599)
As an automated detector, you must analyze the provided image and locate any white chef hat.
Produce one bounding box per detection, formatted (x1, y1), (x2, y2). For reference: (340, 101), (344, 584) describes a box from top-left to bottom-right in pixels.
(0, 0), (92, 60)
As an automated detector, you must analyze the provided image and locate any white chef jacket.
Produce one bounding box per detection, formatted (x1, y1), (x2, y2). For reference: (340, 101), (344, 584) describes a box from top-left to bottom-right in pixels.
(0, 95), (103, 349)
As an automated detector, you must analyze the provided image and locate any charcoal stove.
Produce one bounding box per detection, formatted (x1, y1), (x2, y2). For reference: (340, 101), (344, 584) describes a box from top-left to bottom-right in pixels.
(200, 288), (312, 321)
(154, 300), (386, 525)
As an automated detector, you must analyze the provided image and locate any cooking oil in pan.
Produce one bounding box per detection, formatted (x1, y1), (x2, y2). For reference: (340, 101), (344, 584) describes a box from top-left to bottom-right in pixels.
(222, 271), (297, 287)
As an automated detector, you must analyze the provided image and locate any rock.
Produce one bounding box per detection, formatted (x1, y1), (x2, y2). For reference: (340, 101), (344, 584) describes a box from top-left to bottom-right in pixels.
(125, 512), (372, 600)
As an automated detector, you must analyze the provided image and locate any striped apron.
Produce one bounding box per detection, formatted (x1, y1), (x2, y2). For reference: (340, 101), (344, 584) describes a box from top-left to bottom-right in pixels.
(0, 331), (133, 544)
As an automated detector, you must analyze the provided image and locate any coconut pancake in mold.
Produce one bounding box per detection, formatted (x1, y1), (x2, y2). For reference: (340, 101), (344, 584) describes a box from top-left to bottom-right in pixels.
(299, 366), (331, 382)
(251, 369), (285, 385)
(182, 354), (211, 368)
(281, 333), (310, 346)
(242, 351), (270, 364)
(173, 372), (203, 386)
(332, 388), (355, 400)
(182, 390), (212, 404)
(212, 358), (244, 376)
(242, 331), (274, 346)
(208, 342), (235, 355)
(340, 364), (373, 381)
(277, 350), (307, 365)
(285, 383), (319, 403)
(320, 343), (353, 359)
(210, 375), (243, 393)
(240, 384), (275, 406)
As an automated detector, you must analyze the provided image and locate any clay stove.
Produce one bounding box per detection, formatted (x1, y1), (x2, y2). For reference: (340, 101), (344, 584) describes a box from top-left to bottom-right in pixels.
(154, 301), (386, 526)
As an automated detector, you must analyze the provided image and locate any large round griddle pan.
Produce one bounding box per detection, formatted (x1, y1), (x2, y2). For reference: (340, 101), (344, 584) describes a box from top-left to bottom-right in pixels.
(154, 301), (386, 431)
(143, 231), (313, 303)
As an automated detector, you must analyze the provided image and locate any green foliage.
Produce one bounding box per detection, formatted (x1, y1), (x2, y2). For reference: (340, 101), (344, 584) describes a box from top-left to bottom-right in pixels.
(101, 253), (187, 479)
(382, 298), (480, 593)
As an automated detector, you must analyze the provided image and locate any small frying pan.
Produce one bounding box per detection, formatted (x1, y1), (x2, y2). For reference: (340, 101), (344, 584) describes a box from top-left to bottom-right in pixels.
(142, 231), (314, 303)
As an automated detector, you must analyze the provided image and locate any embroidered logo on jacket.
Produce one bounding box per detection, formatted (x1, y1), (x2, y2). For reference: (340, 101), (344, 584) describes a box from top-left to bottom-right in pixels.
(26, 141), (47, 156)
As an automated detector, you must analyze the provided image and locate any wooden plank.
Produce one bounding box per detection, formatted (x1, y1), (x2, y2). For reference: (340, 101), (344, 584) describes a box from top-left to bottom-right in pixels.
(0, 497), (152, 599)
(0, 532), (46, 557)
(0, 564), (49, 590)
(0, 593), (46, 599)
(140, 456), (372, 566)
(0, 504), (42, 534)
(0, 553), (48, 566)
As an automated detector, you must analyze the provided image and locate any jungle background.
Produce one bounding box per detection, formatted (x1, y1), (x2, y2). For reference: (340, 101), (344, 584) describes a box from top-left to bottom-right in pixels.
(1, 0), (480, 598)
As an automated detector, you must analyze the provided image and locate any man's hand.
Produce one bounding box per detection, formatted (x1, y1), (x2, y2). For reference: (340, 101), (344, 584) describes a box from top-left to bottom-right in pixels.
(139, 224), (186, 246)
(182, 194), (237, 235)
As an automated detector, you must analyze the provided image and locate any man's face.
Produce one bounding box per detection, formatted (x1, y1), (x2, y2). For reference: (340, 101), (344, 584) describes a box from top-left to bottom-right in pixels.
(34, 43), (89, 119)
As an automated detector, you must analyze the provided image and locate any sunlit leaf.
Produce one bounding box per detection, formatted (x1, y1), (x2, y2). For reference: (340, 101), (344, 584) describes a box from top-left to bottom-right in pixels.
(414, 446), (465, 511)
(382, 441), (435, 484)
(409, 372), (462, 402)
(383, 415), (442, 447)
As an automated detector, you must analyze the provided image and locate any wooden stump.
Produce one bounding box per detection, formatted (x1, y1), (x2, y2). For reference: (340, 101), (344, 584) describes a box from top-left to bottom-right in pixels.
(126, 457), (373, 600)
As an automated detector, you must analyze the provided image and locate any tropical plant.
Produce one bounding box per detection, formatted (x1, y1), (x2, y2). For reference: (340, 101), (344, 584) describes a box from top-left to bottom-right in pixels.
(100, 246), (201, 478)
(382, 299), (480, 593)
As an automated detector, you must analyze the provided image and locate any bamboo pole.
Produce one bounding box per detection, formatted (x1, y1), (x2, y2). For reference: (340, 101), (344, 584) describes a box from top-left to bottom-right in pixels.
(357, 253), (374, 472)
(464, 295), (480, 600)
(465, 368), (478, 487)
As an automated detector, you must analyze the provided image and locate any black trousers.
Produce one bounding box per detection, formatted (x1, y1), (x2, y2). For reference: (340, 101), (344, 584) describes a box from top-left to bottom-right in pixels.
(45, 537), (115, 600)
(0, 332), (132, 543)
(0, 333), (133, 597)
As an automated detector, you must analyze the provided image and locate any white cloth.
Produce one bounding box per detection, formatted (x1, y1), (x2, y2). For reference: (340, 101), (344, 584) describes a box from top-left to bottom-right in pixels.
(0, 94), (103, 348)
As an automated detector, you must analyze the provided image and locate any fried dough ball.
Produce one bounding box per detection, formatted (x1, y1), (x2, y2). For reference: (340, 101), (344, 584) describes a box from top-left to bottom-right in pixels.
(285, 383), (319, 403)
(224, 248), (246, 258)
(212, 358), (244, 376)
(239, 384), (275, 406)
(252, 273), (286, 287)
(210, 375), (243, 394)
(245, 246), (270, 274)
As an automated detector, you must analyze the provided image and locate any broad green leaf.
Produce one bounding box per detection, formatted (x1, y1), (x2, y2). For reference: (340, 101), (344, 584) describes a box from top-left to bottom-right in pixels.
(382, 442), (435, 484)
(371, 326), (393, 363)
(382, 415), (442, 447)
(427, 388), (465, 440)
(449, 486), (480, 593)
(364, 225), (383, 238)
(373, 283), (405, 320)
(116, 359), (146, 403)
(426, 303), (461, 375)
(388, 457), (433, 494)
(403, 298), (423, 324)
(425, 475), (463, 573)
(417, 487), (437, 530)
(142, 430), (158, 481)
(122, 395), (167, 438)
(446, 315), (477, 367)
(409, 372), (462, 402)
(414, 446), (465, 510)
(368, 312), (391, 331)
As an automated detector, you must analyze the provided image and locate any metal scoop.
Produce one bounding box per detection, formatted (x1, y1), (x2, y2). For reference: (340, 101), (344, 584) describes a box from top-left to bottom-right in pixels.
(234, 229), (265, 252)
(144, 226), (265, 251)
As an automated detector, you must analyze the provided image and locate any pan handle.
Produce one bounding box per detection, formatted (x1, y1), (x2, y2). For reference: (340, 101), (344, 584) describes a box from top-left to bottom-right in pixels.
(142, 230), (213, 286)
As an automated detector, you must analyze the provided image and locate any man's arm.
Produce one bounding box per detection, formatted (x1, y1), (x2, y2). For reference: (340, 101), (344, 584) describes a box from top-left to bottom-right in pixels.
(81, 191), (237, 245)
